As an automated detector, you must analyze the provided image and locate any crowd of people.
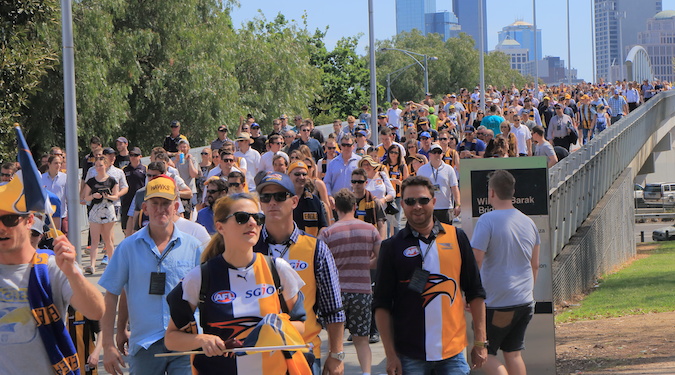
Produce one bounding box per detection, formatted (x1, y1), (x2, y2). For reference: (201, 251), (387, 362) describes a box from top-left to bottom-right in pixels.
(0, 79), (669, 375)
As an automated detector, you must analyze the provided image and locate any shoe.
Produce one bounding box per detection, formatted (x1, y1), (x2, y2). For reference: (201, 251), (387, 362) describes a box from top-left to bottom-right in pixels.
(369, 333), (380, 343)
(84, 266), (94, 275)
(101, 255), (109, 266)
(347, 334), (353, 342)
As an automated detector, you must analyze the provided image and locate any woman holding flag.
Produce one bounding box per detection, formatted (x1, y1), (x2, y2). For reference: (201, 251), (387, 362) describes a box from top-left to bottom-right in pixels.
(164, 193), (311, 375)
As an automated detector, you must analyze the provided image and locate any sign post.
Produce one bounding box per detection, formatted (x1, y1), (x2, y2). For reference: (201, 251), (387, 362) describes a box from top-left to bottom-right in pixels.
(460, 157), (555, 374)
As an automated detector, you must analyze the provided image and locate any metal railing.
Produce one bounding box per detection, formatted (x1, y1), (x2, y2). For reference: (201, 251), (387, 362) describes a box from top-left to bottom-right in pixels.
(548, 90), (675, 258)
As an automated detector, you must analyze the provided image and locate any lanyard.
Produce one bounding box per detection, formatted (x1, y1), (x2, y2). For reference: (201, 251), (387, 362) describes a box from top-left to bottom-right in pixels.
(154, 241), (176, 272)
(431, 163), (442, 184)
(419, 239), (436, 268)
(269, 239), (293, 260)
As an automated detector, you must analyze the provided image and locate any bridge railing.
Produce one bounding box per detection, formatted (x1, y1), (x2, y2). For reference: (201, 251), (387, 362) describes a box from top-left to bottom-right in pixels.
(548, 90), (675, 258)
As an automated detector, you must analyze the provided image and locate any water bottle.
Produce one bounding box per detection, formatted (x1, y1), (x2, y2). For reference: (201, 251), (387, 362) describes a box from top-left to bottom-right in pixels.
(179, 152), (185, 164)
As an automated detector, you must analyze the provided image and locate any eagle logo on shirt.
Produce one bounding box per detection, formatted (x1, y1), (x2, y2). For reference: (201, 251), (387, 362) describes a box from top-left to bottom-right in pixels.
(421, 274), (458, 308)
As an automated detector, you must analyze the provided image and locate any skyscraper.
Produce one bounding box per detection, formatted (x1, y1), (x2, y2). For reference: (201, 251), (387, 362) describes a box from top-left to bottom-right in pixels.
(594, 0), (662, 82)
(396, 0), (460, 42)
(452, 0), (487, 51)
(497, 20), (542, 62)
(637, 10), (675, 82)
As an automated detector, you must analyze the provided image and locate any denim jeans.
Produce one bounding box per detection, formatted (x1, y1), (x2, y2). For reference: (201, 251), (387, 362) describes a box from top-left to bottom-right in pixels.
(129, 338), (191, 375)
(399, 352), (470, 375)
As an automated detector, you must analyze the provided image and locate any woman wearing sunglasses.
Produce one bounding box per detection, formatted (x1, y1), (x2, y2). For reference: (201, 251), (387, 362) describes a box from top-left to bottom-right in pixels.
(383, 145), (409, 236)
(165, 193), (307, 374)
(82, 157), (119, 275)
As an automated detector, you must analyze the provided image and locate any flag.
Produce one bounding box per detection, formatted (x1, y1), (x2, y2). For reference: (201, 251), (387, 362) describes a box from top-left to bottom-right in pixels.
(0, 124), (54, 215)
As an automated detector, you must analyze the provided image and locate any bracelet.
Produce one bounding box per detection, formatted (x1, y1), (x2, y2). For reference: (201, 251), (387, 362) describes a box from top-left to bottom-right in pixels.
(474, 340), (489, 348)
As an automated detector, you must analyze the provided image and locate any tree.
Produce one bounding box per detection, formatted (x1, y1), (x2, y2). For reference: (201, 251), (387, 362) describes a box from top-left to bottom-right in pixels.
(0, 0), (59, 160)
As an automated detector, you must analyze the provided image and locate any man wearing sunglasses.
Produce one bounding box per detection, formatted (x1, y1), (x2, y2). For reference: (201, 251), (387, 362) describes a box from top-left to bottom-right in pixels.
(288, 123), (325, 163)
(417, 144), (461, 225)
(0, 162), (16, 183)
(0, 208), (104, 374)
(289, 161), (328, 237)
(324, 133), (361, 196)
(373, 176), (487, 375)
(254, 173), (345, 375)
(260, 134), (289, 173)
(196, 177), (228, 235)
(99, 175), (202, 375)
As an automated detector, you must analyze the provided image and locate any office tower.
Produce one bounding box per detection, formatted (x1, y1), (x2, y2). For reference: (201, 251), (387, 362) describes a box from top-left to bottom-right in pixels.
(498, 20), (542, 62)
(594, 0), (662, 82)
(396, 0), (436, 35)
(495, 37), (530, 74)
(637, 10), (675, 82)
(452, 0), (487, 51)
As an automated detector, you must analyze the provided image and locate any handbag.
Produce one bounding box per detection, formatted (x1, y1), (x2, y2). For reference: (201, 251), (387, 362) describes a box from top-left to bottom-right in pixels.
(385, 201), (399, 215)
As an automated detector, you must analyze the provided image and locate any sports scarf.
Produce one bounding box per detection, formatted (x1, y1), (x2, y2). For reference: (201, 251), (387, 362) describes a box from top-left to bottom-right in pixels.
(28, 250), (80, 375)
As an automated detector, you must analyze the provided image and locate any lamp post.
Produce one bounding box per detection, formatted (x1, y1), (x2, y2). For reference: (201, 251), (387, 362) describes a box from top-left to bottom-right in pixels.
(380, 47), (438, 95)
(386, 62), (417, 103)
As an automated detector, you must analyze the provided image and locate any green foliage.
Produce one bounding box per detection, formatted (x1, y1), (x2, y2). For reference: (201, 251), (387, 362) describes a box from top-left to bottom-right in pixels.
(0, 0), (59, 161)
(556, 242), (675, 323)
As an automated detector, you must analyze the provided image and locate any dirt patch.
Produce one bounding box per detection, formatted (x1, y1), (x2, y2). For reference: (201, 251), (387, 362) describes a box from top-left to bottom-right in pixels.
(556, 312), (675, 374)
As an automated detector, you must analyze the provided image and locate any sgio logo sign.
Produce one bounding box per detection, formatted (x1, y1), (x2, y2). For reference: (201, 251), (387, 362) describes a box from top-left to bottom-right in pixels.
(288, 260), (308, 271)
(245, 284), (277, 298)
(212, 290), (237, 304)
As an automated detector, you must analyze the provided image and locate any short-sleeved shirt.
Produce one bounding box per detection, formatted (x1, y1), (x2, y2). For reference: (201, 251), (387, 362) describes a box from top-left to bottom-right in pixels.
(122, 163), (146, 211)
(318, 219), (381, 294)
(0, 253), (74, 374)
(163, 134), (187, 153)
(471, 208), (540, 308)
(85, 176), (117, 205)
(417, 162), (458, 210)
(534, 141), (556, 158)
(481, 115), (505, 135)
(98, 225), (202, 355)
(293, 190), (328, 237)
(457, 139), (486, 155)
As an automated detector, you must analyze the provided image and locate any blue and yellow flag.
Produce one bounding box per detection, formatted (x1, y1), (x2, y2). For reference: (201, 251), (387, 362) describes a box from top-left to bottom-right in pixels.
(0, 125), (52, 214)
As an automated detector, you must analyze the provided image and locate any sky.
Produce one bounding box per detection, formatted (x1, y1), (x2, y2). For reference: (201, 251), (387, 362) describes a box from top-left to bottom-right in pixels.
(230, 0), (675, 83)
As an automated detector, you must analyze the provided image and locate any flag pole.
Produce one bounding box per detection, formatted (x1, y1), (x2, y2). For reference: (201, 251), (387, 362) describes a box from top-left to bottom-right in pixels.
(154, 344), (310, 357)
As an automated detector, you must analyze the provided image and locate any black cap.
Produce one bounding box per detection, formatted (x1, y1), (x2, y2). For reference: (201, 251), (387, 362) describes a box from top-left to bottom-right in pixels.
(170, 120), (180, 128)
(129, 147), (142, 156)
(102, 147), (116, 155)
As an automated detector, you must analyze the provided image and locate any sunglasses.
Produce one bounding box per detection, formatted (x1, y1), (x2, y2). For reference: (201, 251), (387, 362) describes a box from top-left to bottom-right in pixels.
(31, 230), (42, 238)
(389, 151), (400, 154)
(225, 211), (265, 226)
(403, 197), (432, 206)
(351, 180), (366, 184)
(0, 214), (26, 227)
(439, 138), (448, 141)
(221, 158), (234, 163)
(207, 189), (224, 194)
(228, 182), (241, 187)
(429, 150), (443, 154)
(293, 172), (308, 177)
(259, 191), (291, 203)
(301, 129), (310, 132)
(201, 152), (210, 155)
(0, 173), (12, 178)
(326, 146), (337, 150)
(341, 143), (354, 147)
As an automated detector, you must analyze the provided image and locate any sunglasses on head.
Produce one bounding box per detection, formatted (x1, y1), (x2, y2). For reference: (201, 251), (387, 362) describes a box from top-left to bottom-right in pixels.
(0, 214), (26, 227)
(225, 211), (265, 225)
(403, 197), (432, 206)
(259, 191), (291, 203)
(351, 179), (366, 184)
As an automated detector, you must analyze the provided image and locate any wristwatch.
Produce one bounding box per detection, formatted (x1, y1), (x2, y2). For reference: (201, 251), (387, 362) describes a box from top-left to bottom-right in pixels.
(329, 351), (346, 361)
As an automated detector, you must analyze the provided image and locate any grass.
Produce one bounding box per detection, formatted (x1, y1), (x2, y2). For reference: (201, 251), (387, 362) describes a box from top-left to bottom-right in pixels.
(556, 241), (675, 323)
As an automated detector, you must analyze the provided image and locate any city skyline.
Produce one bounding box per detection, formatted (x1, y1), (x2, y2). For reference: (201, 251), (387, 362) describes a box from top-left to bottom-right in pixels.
(230, 0), (675, 84)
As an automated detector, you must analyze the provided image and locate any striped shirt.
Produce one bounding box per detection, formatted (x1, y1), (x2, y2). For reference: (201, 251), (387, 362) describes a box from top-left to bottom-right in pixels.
(319, 219), (381, 294)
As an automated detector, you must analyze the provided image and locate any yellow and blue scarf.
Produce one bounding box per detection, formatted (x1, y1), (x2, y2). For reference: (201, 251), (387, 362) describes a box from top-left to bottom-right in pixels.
(28, 250), (80, 375)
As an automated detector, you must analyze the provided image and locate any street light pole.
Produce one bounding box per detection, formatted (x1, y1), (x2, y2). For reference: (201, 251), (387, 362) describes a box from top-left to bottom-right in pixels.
(368, 0), (378, 146)
(380, 47), (438, 97)
(387, 73), (391, 104)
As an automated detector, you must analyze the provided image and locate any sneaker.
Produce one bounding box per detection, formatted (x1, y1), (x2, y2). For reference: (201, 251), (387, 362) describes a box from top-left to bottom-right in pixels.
(101, 255), (109, 266)
(84, 266), (94, 275)
(369, 333), (380, 343)
(347, 334), (353, 342)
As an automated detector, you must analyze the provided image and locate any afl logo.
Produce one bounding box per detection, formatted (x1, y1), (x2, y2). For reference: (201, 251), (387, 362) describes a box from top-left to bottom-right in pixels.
(212, 290), (237, 304)
(289, 260), (309, 271)
(403, 246), (420, 257)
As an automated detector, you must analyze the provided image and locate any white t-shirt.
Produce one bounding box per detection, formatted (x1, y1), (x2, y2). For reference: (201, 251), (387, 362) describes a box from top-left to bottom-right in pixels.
(386, 107), (402, 128)
(417, 162), (458, 210)
(175, 217), (212, 246)
(511, 124), (532, 155)
(235, 148), (261, 191)
(365, 172), (396, 200)
(260, 151), (289, 173)
(0, 254), (75, 375)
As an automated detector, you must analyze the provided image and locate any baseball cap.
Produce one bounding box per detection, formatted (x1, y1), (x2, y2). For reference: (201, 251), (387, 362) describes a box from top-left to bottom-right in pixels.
(145, 175), (177, 201)
(256, 172), (295, 196)
(614, 89), (621, 95)
(170, 120), (180, 128)
(428, 107), (435, 114)
(419, 131), (431, 139)
(449, 105), (455, 110)
(251, 123), (260, 129)
(102, 147), (116, 155)
(388, 123), (399, 130)
(279, 114), (288, 120)
(378, 113), (387, 119)
(356, 130), (368, 137)
(218, 125), (228, 132)
(115, 137), (128, 144)
(543, 96), (551, 100)
(429, 144), (443, 153)
(129, 147), (142, 156)
(417, 116), (429, 124)
(464, 125), (475, 133)
(178, 138), (189, 146)
(449, 94), (457, 98)
(31, 214), (45, 235)
(425, 92), (432, 96)
(237, 132), (252, 142)
(288, 161), (309, 174)
(554, 103), (562, 109)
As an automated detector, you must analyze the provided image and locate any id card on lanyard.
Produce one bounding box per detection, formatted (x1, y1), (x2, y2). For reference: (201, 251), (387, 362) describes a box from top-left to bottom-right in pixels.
(408, 240), (435, 294)
(149, 242), (176, 295)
